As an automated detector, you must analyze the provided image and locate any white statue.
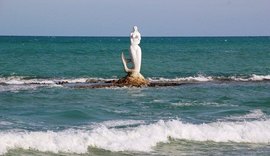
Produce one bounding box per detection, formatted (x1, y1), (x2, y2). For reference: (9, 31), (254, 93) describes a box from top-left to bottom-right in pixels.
(121, 26), (142, 74)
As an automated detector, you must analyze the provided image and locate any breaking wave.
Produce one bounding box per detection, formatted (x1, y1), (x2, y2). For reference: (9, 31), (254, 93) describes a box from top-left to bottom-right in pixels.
(0, 117), (270, 155)
(0, 76), (95, 85)
(149, 74), (270, 82)
(0, 76), (116, 92)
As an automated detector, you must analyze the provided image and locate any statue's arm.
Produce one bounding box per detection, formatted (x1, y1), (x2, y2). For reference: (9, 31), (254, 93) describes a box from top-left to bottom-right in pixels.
(137, 33), (141, 40)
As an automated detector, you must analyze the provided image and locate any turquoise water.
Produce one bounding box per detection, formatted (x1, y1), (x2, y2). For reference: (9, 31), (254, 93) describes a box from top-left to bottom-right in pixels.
(0, 36), (270, 155)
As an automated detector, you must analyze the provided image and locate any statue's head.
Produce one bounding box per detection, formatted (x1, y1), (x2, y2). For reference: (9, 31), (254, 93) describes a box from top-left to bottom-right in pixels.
(133, 26), (138, 32)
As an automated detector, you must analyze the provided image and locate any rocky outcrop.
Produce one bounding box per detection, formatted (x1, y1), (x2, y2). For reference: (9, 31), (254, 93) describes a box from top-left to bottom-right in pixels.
(116, 72), (149, 87)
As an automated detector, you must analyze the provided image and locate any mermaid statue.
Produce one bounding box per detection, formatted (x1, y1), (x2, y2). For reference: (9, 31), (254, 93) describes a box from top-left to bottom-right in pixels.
(121, 26), (142, 74)
(118, 26), (148, 86)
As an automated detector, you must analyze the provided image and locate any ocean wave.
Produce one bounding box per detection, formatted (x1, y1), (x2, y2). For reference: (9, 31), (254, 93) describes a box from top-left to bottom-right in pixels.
(1, 118), (270, 155)
(148, 74), (270, 83)
(148, 75), (213, 82)
(246, 74), (270, 81)
(0, 76), (106, 92)
(171, 101), (238, 107)
(0, 76), (90, 85)
(223, 109), (267, 121)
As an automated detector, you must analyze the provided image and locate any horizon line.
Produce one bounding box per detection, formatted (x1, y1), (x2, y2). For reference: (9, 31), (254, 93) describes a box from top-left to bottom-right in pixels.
(0, 35), (270, 38)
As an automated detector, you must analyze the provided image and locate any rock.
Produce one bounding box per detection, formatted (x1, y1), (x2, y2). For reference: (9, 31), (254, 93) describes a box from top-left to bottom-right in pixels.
(63, 81), (187, 89)
(116, 72), (149, 87)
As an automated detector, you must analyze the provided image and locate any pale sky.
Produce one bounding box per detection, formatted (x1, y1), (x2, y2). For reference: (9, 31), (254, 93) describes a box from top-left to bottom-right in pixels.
(0, 0), (269, 36)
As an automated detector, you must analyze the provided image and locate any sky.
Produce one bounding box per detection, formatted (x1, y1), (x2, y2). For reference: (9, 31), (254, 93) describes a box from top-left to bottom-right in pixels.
(0, 0), (269, 36)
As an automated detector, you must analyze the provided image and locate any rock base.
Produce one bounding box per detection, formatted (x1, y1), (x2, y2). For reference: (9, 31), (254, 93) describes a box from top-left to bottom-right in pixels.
(63, 79), (187, 89)
(116, 72), (149, 87)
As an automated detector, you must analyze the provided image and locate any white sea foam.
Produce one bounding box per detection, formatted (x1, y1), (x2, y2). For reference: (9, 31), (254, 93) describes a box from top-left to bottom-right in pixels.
(148, 74), (270, 83)
(0, 77), (113, 92)
(0, 76), (90, 85)
(171, 101), (238, 107)
(0, 76), (54, 85)
(249, 74), (270, 81)
(0, 76), (119, 85)
(224, 109), (267, 121)
(0, 121), (13, 126)
(229, 76), (249, 81)
(0, 76), (27, 85)
(148, 75), (213, 82)
(229, 74), (270, 82)
(0, 118), (270, 155)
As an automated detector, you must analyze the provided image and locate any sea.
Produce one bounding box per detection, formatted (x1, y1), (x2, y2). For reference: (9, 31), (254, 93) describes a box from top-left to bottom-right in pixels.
(0, 36), (270, 156)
